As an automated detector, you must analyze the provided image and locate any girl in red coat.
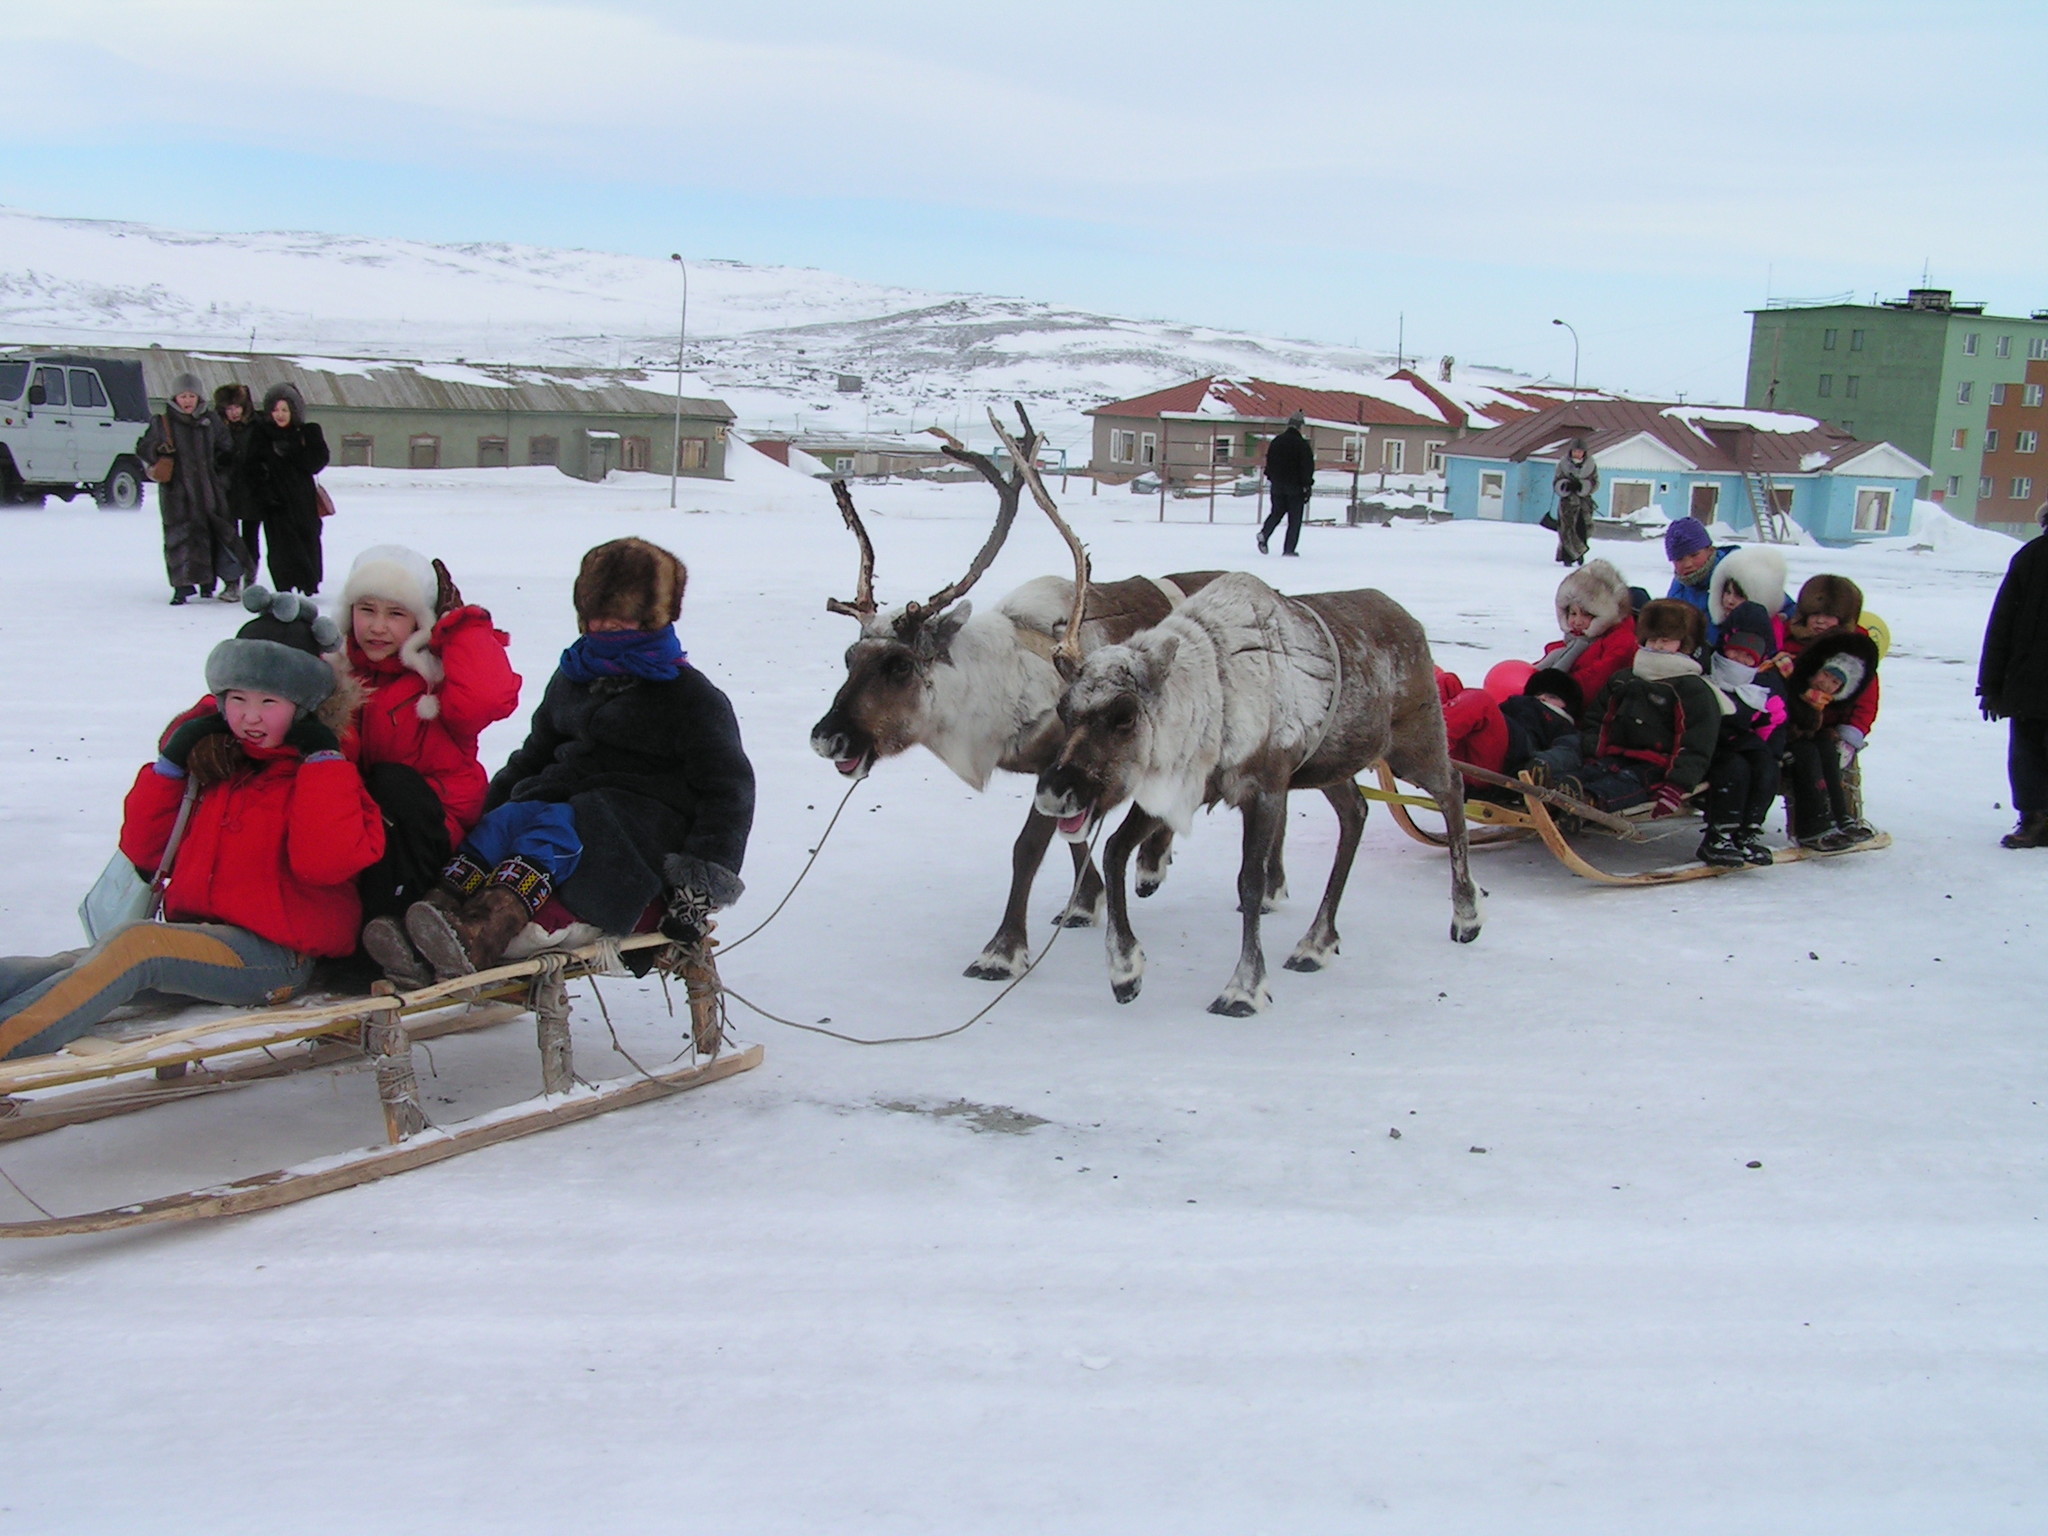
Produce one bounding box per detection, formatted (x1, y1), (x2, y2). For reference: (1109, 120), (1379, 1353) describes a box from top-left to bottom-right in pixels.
(1, 591), (385, 1060)
(337, 545), (521, 937)
(1533, 558), (1637, 715)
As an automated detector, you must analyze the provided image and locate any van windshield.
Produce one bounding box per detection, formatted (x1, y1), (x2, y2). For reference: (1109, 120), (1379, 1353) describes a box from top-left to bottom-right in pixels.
(0, 362), (27, 401)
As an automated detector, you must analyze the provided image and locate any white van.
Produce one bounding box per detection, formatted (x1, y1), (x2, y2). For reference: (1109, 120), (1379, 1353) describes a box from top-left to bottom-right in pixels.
(0, 354), (150, 509)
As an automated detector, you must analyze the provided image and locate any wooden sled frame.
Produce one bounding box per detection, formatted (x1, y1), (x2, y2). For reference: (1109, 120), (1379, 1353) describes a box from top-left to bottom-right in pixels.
(1360, 761), (1889, 887)
(0, 932), (759, 1237)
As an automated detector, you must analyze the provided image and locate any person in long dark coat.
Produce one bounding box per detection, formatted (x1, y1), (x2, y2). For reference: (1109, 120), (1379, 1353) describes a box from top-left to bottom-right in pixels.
(1978, 504), (2048, 848)
(241, 383), (329, 595)
(137, 372), (250, 604)
(1550, 438), (1597, 567)
(1258, 410), (1316, 557)
(213, 382), (263, 576)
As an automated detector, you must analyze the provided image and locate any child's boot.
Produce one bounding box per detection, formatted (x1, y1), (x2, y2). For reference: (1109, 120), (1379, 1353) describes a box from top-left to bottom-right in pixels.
(408, 857), (551, 979)
(361, 916), (433, 990)
(1695, 824), (1746, 867)
(1737, 821), (1775, 866)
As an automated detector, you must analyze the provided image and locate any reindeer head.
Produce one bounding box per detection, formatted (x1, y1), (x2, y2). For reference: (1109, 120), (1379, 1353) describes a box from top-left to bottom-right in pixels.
(1034, 634), (1179, 841)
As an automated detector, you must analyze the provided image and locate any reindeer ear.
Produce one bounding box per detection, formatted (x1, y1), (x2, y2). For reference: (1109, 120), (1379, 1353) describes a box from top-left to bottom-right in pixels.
(922, 602), (971, 658)
(1139, 635), (1179, 692)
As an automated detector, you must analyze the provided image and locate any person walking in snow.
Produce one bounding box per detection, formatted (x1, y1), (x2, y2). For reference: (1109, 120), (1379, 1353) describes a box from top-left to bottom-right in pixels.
(1549, 438), (1597, 566)
(240, 383), (330, 595)
(214, 382), (264, 579)
(1258, 410), (1315, 557)
(137, 372), (251, 605)
(1978, 503), (2048, 848)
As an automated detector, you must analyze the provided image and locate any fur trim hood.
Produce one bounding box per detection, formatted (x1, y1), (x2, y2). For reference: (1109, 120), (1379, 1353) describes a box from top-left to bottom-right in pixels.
(1554, 558), (1630, 639)
(1708, 544), (1787, 625)
(260, 382), (306, 426)
(1784, 629), (1879, 734)
(1635, 598), (1705, 652)
(573, 537), (686, 634)
(341, 545), (445, 716)
(1790, 573), (1864, 643)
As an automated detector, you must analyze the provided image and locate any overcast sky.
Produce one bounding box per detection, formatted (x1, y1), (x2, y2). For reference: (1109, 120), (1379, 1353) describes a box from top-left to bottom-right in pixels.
(9, 0), (2043, 401)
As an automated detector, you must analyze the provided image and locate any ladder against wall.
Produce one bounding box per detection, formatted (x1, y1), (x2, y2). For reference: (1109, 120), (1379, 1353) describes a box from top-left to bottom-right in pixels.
(1743, 472), (1794, 543)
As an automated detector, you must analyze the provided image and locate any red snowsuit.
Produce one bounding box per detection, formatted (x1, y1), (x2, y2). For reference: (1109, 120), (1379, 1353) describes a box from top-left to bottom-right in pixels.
(346, 605), (521, 846)
(1777, 625), (1880, 736)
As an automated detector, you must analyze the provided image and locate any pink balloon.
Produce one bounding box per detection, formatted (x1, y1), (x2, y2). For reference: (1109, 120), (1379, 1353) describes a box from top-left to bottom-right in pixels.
(1482, 659), (1535, 703)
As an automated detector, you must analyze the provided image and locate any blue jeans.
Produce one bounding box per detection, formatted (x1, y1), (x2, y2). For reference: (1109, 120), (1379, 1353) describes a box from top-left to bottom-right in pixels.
(0, 922), (312, 1060)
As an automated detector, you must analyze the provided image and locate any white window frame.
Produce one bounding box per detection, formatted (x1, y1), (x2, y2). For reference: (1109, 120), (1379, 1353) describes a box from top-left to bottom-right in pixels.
(1424, 439), (1446, 474)
(1985, 429), (2000, 452)
(833, 455), (854, 475)
(1477, 470), (1506, 519)
(1610, 479), (1655, 519)
(1958, 381), (1974, 404)
(1340, 435), (1363, 465)
(2030, 338), (2048, 361)
(2014, 477), (2035, 501)
(1110, 429), (1136, 464)
(1979, 475), (1995, 499)
(1992, 383), (2009, 405)
(1953, 427), (1968, 450)
(1996, 335), (2012, 358)
(1964, 333), (1981, 356)
(1212, 434), (1232, 464)
(1139, 432), (1156, 466)
(2026, 384), (2045, 407)
(2020, 431), (2040, 453)
(1945, 474), (1961, 497)
(1381, 438), (1405, 473)
(1853, 486), (1893, 533)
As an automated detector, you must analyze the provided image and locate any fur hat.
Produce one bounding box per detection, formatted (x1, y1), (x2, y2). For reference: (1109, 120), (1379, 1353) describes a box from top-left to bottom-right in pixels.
(340, 545), (446, 717)
(1708, 544), (1787, 624)
(204, 587), (342, 716)
(1523, 667), (1583, 719)
(1554, 558), (1630, 638)
(170, 372), (204, 400)
(261, 382), (305, 424)
(212, 381), (254, 419)
(1664, 516), (1713, 561)
(1793, 573), (1863, 630)
(573, 537), (687, 633)
(1636, 598), (1704, 652)
(1717, 600), (1775, 661)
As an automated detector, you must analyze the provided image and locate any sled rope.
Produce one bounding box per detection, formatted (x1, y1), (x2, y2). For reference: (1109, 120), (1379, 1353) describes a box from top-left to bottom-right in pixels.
(718, 772), (865, 956)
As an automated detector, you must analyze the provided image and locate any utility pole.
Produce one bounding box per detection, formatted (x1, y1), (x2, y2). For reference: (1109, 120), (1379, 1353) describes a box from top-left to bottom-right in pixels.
(1551, 318), (1580, 399)
(668, 254), (688, 509)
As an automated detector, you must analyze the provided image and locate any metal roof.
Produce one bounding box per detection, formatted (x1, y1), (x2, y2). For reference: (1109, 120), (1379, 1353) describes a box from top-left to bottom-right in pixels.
(1443, 398), (1924, 476)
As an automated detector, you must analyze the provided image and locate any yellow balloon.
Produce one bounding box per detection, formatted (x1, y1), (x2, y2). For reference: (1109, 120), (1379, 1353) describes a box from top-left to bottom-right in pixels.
(1861, 610), (1890, 660)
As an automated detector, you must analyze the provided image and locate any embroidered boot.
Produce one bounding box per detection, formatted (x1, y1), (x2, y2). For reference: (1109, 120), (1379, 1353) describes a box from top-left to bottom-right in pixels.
(408, 857), (551, 979)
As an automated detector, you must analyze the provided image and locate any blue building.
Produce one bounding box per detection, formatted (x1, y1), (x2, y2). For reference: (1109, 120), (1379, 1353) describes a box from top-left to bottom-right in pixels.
(1443, 400), (1930, 545)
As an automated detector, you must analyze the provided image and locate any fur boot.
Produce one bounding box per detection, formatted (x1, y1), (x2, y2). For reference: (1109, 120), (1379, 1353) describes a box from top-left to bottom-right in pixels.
(406, 858), (551, 979)
(361, 916), (433, 990)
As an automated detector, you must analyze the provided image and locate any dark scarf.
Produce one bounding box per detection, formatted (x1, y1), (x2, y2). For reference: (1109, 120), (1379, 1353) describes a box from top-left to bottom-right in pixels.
(558, 625), (686, 684)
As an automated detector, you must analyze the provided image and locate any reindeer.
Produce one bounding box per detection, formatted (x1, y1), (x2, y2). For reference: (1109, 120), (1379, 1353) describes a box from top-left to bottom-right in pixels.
(809, 406), (1224, 980)
(1032, 557), (1483, 1016)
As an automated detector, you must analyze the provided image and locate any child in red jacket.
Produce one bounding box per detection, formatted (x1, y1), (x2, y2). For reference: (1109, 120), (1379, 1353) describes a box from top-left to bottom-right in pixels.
(338, 545), (520, 927)
(1533, 558), (1637, 714)
(0, 590), (385, 1060)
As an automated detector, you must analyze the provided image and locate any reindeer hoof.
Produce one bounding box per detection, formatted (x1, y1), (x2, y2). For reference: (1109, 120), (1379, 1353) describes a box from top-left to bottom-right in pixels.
(1206, 982), (1271, 1016)
(1135, 877), (1162, 898)
(1283, 941), (1335, 973)
(963, 953), (1025, 981)
(1111, 977), (1143, 1005)
(1055, 907), (1099, 929)
(1450, 918), (1482, 944)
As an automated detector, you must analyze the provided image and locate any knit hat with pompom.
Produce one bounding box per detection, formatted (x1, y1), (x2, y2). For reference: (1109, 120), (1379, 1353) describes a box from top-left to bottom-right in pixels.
(204, 587), (341, 717)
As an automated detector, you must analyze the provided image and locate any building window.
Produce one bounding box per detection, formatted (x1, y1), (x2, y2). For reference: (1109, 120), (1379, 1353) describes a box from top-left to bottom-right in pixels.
(1425, 440), (1446, 474)
(1850, 329), (1865, 351)
(1996, 335), (2012, 358)
(1212, 435), (1232, 464)
(621, 435), (651, 471)
(2030, 338), (2048, 361)
(2027, 384), (2045, 407)
(1822, 328), (1837, 350)
(1991, 383), (2009, 406)
(1985, 430), (2000, 452)
(1340, 436), (1363, 465)
(1853, 487), (1893, 533)
(2014, 477), (2036, 500)
(528, 435), (559, 466)
(1952, 427), (1968, 450)
(1958, 381), (1974, 404)
(408, 434), (440, 470)
(340, 433), (374, 467)
(476, 435), (508, 468)
(1840, 421), (1853, 435)
(1139, 432), (1156, 466)
(1945, 475), (1961, 497)
(1382, 439), (1405, 473)
(1964, 333), (1980, 356)
(833, 455), (854, 476)
(1844, 375), (1860, 399)
(1979, 476), (1995, 499)
(1611, 481), (1654, 519)
(1817, 374), (1833, 397)
(678, 437), (707, 470)
(2020, 431), (2040, 453)
(1110, 429), (1135, 463)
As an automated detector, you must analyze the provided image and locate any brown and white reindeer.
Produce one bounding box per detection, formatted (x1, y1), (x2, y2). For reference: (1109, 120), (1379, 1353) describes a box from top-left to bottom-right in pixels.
(1032, 550), (1483, 1015)
(809, 405), (1224, 980)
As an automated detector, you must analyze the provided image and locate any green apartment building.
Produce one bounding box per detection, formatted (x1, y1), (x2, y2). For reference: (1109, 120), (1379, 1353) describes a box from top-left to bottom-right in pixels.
(1745, 289), (2048, 535)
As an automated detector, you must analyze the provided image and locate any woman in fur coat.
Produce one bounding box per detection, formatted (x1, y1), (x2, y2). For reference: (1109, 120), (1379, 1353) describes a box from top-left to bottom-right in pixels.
(240, 383), (330, 595)
(213, 382), (263, 577)
(137, 371), (251, 604)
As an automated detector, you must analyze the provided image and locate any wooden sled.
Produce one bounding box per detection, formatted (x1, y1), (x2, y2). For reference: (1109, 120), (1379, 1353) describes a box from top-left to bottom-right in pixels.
(1361, 761), (1890, 887)
(0, 932), (757, 1237)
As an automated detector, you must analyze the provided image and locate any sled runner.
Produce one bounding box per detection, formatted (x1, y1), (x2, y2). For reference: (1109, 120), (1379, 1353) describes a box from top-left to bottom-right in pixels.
(1360, 761), (1889, 887)
(0, 932), (756, 1237)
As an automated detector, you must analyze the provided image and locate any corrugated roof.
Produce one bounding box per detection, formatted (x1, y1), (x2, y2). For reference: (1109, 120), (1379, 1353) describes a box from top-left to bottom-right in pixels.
(1090, 373), (1577, 432)
(1443, 398), (1892, 474)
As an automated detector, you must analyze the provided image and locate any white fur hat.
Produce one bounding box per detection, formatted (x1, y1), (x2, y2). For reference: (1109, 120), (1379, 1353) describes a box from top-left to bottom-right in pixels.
(1708, 544), (1787, 625)
(340, 545), (445, 717)
(1553, 558), (1630, 638)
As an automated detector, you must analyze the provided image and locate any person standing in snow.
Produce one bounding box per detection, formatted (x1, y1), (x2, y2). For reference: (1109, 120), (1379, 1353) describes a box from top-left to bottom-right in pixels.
(214, 382), (264, 580)
(1258, 410), (1316, 557)
(137, 372), (251, 605)
(1978, 504), (2048, 848)
(1549, 438), (1597, 566)
(241, 383), (330, 595)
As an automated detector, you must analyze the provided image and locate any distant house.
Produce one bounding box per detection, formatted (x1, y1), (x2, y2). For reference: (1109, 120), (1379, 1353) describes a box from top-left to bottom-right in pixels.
(748, 432), (954, 479)
(111, 348), (734, 481)
(1085, 371), (1569, 487)
(1442, 400), (1931, 544)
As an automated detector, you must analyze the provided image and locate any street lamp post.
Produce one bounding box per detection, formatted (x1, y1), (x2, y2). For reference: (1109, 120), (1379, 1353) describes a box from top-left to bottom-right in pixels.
(669, 253), (688, 510)
(1550, 318), (1579, 399)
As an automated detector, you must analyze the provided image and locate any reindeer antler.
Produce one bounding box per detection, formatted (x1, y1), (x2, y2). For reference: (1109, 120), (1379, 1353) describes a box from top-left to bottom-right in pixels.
(986, 403), (1090, 675)
(824, 479), (878, 619)
(910, 411), (1038, 625)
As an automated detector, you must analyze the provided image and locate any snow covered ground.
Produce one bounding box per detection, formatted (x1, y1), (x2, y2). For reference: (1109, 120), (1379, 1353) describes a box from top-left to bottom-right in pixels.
(1, 446), (2041, 1533)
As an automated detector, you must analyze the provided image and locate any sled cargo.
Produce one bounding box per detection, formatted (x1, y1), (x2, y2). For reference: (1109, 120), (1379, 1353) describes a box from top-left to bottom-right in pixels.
(0, 932), (756, 1237)
(1360, 761), (1888, 887)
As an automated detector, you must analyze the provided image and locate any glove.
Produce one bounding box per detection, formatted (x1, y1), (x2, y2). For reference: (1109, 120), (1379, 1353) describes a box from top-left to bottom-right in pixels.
(1835, 725), (1865, 770)
(1979, 692), (2004, 722)
(658, 855), (745, 942)
(1650, 781), (1689, 819)
(660, 885), (715, 944)
(284, 715), (340, 757)
(432, 557), (463, 616)
(161, 710), (230, 769)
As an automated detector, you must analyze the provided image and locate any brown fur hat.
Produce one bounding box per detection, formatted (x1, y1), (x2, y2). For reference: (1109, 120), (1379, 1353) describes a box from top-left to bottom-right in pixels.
(1792, 574), (1863, 630)
(1554, 558), (1630, 639)
(572, 538), (687, 633)
(212, 382), (255, 420)
(1635, 598), (1704, 651)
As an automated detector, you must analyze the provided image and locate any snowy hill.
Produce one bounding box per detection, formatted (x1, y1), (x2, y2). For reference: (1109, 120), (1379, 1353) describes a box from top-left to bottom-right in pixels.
(0, 207), (1550, 451)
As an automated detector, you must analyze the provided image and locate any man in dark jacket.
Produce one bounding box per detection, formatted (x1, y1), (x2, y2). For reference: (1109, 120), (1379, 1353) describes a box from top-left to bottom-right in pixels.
(1979, 505), (2048, 848)
(1258, 410), (1316, 557)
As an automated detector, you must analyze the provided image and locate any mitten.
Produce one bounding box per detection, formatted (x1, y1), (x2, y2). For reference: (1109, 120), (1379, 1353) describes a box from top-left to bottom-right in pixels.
(432, 557), (463, 616)
(160, 710), (230, 771)
(660, 886), (715, 944)
(1835, 725), (1865, 769)
(284, 715), (340, 758)
(1650, 781), (1689, 819)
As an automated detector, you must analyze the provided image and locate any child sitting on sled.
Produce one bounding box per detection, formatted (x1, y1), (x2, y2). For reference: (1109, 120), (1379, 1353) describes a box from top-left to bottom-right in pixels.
(338, 545), (521, 925)
(1780, 631), (1882, 851)
(363, 538), (755, 987)
(1774, 574), (1880, 776)
(1, 592), (385, 1060)
(1440, 668), (1585, 795)
(1532, 558), (1637, 714)
(1695, 601), (1789, 867)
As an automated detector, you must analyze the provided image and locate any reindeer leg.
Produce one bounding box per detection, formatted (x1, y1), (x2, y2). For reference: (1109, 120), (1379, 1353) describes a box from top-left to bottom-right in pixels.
(1134, 823), (1176, 898)
(1264, 805), (1290, 911)
(1210, 792), (1283, 1016)
(1102, 807), (1161, 1004)
(966, 807), (1060, 980)
(1285, 784), (1367, 972)
(1390, 737), (1483, 944)
(1055, 835), (1107, 928)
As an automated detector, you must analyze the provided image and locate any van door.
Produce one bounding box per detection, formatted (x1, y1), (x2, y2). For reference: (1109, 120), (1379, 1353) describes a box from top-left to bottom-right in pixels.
(68, 368), (118, 483)
(18, 365), (73, 481)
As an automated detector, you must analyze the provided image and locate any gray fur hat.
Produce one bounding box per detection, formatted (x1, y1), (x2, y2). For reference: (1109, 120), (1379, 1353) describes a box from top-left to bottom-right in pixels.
(204, 587), (342, 716)
(170, 372), (204, 399)
(1287, 409), (1307, 428)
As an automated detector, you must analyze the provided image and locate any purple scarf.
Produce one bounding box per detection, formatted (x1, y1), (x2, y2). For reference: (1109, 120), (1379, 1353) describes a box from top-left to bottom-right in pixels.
(558, 625), (686, 683)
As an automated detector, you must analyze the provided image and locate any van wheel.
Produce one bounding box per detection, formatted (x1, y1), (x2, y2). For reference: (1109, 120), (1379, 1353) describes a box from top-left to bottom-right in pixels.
(96, 462), (144, 510)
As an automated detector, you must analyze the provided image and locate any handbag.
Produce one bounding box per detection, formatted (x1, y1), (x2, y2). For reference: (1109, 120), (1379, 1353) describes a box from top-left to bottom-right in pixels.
(147, 415), (175, 484)
(315, 481), (336, 518)
(77, 780), (201, 943)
